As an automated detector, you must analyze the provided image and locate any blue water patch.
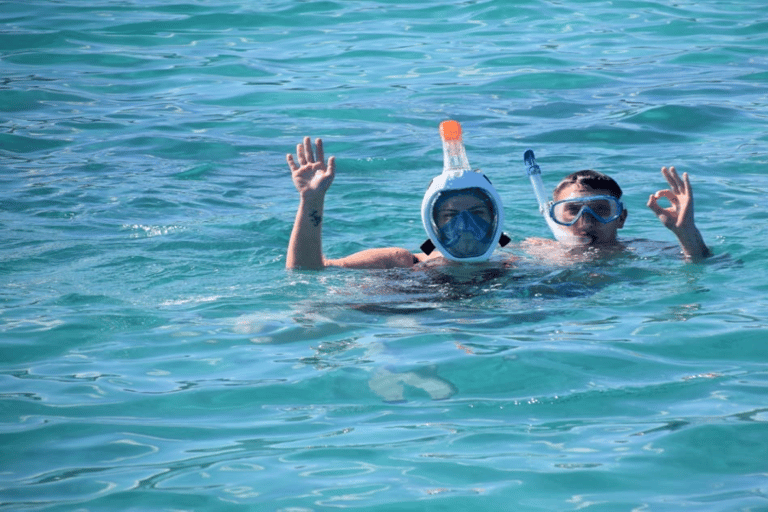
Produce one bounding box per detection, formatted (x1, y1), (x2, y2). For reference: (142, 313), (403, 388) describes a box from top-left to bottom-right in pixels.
(2, 0), (768, 510)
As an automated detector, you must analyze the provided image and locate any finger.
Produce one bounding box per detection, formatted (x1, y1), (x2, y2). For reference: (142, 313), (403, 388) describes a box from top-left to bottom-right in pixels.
(668, 166), (684, 190)
(287, 153), (298, 171)
(655, 189), (677, 202)
(303, 136), (315, 163)
(647, 194), (667, 218)
(661, 167), (681, 194)
(661, 166), (671, 188)
(296, 143), (306, 165)
(315, 138), (324, 165)
(318, 156), (336, 187)
(669, 166), (685, 193)
(663, 166), (680, 193)
(681, 171), (692, 196)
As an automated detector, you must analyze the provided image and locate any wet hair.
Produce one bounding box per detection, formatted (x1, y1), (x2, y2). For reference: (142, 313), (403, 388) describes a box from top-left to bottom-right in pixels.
(553, 170), (623, 199)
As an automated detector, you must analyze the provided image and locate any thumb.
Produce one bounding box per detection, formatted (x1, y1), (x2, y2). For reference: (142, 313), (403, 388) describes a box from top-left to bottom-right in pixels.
(325, 156), (336, 182)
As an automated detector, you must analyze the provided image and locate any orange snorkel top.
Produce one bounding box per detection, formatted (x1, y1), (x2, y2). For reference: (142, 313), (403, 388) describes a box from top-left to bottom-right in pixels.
(439, 120), (462, 142)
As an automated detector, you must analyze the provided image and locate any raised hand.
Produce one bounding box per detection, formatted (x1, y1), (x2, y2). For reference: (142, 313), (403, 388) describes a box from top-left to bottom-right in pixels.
(647, 166), (709, 260)
(647, 166), (695, 234)
(287, 137), (335, 199)
(285, 137), (335, 269)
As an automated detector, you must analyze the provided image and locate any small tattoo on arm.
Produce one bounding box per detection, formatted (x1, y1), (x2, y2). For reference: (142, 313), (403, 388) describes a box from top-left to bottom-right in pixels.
(309, 210), (322, 227)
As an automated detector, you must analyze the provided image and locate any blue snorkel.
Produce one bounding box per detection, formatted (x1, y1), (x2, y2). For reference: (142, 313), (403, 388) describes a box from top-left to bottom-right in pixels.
(524, 150), (550, 216)
(524, 149), (574, 244)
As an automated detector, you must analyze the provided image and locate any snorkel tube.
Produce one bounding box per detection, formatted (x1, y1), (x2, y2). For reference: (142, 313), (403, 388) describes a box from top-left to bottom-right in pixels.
(524, 149), (574, 244)
(420, 121), (509, 262)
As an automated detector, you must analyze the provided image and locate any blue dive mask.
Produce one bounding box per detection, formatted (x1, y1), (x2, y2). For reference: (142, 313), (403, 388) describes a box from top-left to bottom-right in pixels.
(549, 195), (623, 226)
(437, 209), (494, 259)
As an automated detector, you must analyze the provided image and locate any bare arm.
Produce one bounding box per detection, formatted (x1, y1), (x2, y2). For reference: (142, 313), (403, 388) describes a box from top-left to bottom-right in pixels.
(286, 137), (335, 269)
(327, 248), (421, 269)
(286, 137), (420, 270)
(647, 166), (710, 262)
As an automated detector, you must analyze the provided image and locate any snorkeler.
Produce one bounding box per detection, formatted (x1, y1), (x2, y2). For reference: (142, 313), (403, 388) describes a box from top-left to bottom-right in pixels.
(285, 121), (511, 270)
(523, 151), (710, 262)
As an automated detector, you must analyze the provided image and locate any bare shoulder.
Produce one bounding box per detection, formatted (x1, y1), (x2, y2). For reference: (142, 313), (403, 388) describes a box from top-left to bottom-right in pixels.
(517, 237), (560, 262)
(521, 237), (560, 249)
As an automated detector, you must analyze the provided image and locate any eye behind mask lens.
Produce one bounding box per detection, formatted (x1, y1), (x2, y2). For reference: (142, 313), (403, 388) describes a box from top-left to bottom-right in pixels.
(550, 196), (622, 226)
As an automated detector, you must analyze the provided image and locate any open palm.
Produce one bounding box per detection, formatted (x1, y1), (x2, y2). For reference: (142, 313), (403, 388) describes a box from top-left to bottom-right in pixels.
(287, 137), (335, 198)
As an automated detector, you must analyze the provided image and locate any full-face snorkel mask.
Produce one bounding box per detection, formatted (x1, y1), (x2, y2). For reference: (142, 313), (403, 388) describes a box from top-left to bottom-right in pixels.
(420, 121), (509, 262)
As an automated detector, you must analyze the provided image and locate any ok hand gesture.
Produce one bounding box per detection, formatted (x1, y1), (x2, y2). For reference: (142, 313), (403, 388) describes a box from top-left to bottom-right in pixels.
(647, 166), (695, 235)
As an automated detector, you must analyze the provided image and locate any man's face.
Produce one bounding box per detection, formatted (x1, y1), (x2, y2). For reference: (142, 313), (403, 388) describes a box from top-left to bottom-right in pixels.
(553, 184), (627, 245)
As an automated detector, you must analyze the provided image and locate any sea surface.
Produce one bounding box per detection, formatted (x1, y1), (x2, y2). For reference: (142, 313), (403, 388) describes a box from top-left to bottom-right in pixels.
(2, 1), (768, 510)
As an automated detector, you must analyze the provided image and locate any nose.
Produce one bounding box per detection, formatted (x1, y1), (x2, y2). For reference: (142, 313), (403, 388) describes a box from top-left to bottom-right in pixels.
(575, 209), (598, 226)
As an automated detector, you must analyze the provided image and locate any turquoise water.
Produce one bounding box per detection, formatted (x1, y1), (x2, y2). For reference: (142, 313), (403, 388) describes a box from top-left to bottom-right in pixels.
(2, 0), (768, 510)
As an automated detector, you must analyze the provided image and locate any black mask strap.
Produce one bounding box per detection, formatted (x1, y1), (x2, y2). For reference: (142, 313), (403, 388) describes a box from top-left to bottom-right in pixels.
(420, 233), (510, 256)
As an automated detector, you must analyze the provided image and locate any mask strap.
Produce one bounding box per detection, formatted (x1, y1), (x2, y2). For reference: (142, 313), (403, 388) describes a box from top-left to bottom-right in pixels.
(420, 232), (510, 256)
(420, 239), (436, 255)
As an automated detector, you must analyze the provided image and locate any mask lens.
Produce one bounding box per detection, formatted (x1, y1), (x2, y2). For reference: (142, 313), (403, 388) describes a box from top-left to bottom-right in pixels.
(437, 210), (493, 258)
(431, 189), (498, 259)
(550, 196), (621, 226)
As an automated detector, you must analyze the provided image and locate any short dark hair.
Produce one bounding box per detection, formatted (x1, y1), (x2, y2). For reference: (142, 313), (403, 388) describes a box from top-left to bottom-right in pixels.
(553, 170), (622, 199)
